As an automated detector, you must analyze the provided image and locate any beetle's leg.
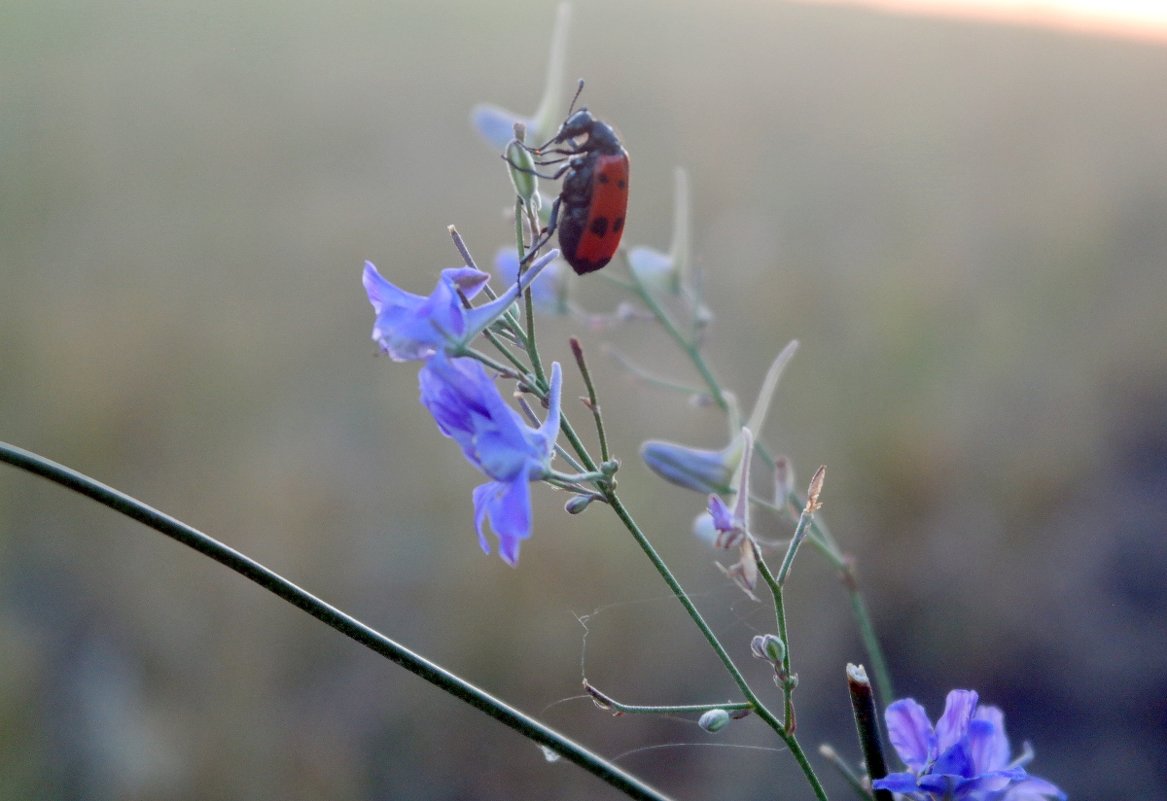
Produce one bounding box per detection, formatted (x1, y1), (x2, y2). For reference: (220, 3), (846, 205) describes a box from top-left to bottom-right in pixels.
(533, 145), (582, 160)
(520, 195), (562, 267)
(530, 154), (573, 167)
(500, 153), (568, 181)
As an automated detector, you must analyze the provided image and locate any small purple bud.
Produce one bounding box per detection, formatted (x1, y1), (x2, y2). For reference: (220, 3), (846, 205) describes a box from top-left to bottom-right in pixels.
(564, 495), (594, 515)
(698, 709), (731, 733)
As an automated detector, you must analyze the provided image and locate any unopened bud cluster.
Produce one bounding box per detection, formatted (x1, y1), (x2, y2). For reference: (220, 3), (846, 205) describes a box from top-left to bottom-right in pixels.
(750, 633), (786, 664)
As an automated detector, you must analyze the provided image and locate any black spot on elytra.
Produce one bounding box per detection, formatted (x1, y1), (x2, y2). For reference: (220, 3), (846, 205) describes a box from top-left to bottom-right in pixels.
(597, 173), (610, 184)
(612, 217), (624, 234)
(589, 217), (609, 237)
(617, 179), (626, 190)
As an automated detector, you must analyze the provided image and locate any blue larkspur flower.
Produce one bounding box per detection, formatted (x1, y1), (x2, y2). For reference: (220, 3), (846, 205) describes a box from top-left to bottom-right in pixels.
(419, 353), (562, 566)
(363, 264), (487, 361)
(363, 252), (555, 361)
(874, 690), (1066, 801)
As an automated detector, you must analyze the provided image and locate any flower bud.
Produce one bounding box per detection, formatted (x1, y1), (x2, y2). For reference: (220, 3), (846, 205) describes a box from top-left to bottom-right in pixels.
(504, 134), (540, 207)
(640, 435), (743, 496)
(697, 708), (731, 733)
(564, 494), (594, 515)
(750, 634), (786, 664)
(627, 168), (691, 296)
(627, 246), (675, 293)
(692, 511), (718, 549)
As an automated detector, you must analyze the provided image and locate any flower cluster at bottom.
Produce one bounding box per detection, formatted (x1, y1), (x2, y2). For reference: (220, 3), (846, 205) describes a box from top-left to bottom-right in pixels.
(363, 259), (562, 565)
(875, 689), (1065, 801)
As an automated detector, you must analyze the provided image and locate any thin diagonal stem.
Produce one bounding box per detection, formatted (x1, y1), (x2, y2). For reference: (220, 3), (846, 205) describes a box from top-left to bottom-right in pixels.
(0, 442), (674, 801)
(779, 492), (893, 705)
(601, 491), (782, 731)
(621, 250), (882, 693)
(844, 567), (894, 707)
(570, 337), (609, 463)
(743, 525), (829, 801)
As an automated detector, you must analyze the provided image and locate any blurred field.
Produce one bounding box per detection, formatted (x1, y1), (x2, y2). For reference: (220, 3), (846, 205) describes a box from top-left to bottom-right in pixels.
(2, 1), (1165, 799)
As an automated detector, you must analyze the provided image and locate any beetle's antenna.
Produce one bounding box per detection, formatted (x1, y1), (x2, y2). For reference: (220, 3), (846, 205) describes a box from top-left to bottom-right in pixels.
(566, 78), (585, 116)
(533, 79), (589, 153)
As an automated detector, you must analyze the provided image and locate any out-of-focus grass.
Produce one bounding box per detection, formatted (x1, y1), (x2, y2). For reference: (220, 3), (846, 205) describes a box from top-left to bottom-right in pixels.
(2, 1), (1165, 799)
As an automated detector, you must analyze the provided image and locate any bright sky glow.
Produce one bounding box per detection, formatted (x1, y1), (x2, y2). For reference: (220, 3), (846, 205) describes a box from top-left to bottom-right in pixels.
(797, 0), (1167, 43)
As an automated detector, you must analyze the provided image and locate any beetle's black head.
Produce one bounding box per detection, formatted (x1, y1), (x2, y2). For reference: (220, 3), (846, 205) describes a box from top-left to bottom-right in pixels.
(553, 109), (622, 154)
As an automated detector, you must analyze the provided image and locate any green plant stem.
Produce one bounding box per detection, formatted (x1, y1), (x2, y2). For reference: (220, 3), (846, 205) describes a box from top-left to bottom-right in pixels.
(760, 492), (894, 706)
(600, 492), (824, 782)
(751, 542), (796, 728)
(462, 346), (526, 380)
(604, 493), (751, 696)
(819, 744), (874, 801)
(624, 255), (727, 411)
(776, 500), (817, 586)
(515, 197), (546, 386)
(845, 571), (895, 707)
(774, 588), (796, 726)
(570, 337), (609, 463)
(624, 246), (891, 701)
(0, 442), (674, 801)
(583, 681), (752, 716)
(746, 534), (828, 800)
(751, 543), (827, 801)
(478, 327), (533, 376)
(555, 395), (828, 798)
(771, 588), (828, 800)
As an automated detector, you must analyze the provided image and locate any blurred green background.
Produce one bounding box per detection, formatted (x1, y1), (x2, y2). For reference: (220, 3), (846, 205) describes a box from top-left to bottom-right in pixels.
(3, 0), (1165, 798)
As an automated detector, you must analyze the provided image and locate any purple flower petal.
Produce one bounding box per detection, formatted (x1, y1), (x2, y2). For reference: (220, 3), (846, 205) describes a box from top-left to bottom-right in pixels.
(471, 104), (533, 152)
(937, 690), (980, 755)
(879, 690), (1064, 801)
(968, 708), (1010, 772)
(885, 697), (936, 772)
(363, 262), (488, 361)
(473, 479), (533, 566)
(956, 768), (1025, 797)
(1003, 775), (1068, 801)
(872, 772), (926, 794)
(363, 258), (553, 362)
(708, 494), (734, 532)
(419, 353), (562, 565)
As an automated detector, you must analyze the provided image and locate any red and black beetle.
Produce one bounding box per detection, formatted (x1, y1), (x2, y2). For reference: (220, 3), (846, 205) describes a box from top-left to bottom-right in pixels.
(515, 86), (630, 275)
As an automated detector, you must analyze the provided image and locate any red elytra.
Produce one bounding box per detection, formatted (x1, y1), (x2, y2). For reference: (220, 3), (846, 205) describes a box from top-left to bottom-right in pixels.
(518, 98), (630, 275)
(556, 149), (629, 274)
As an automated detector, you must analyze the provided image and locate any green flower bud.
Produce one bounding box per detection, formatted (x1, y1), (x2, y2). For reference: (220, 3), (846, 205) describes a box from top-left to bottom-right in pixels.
(504, 132), (540, 207)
